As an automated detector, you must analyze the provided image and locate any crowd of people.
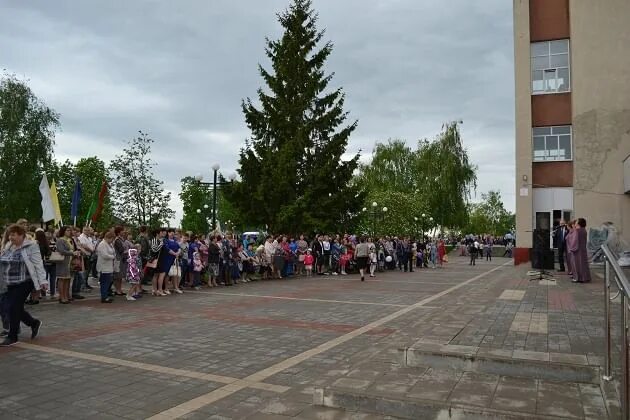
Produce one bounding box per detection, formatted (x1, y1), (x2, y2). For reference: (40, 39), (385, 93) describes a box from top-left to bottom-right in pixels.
(459, 234), (515, 265)
(1, 218), (590, 347)
(0, 220), (455, 346)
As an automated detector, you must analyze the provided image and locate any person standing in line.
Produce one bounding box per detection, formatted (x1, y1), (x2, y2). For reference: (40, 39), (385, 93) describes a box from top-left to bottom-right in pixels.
(78, 227), (95, 291)
(554, 220), (567, 272)
(150, 228), (168, 296)
(31, 229), (52, 304)
(312, 235), (325, 275)
(96, 231), (116, 303)
(207, 235), (220, 287)
(303, 249), (314, 277)
(125, 247), (143, 301)
(354, 236), (370, 282)
(322, 235), (331, 275)
(571, 218), (592, 283)
(158, 229), (181, 293)
(179, 233), (190, 289)
(68, 228), (86, 301)
(137, 226), (151, 273)
(111, 227), (125, 296)
(55, 226), (81, 304)
(0, 224), (47, 346)
(565, 221), (576, 278)
(368, 238), (377, 278)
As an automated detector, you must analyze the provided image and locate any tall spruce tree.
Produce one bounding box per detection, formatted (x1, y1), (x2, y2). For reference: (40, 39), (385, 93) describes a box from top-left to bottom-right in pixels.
(229, 0), (362, 234)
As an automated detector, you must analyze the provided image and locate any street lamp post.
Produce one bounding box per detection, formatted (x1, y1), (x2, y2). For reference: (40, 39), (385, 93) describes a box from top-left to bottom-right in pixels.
(196, 164), (236, 233)
(414, 216), (418, 239)
(366, 202), (388, 238)
(211, 164), (220, 232)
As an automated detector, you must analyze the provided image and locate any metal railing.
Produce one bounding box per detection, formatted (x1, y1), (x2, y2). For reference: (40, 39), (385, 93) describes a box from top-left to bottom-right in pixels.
(602, 243), (630, 419)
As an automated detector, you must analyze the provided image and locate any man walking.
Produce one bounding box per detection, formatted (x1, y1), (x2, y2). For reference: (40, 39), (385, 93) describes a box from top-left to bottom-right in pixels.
(555, 220), (567, 272)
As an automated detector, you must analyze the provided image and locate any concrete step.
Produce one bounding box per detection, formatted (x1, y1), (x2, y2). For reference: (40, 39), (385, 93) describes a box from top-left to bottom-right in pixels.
(314, 370), (611, 419)
(314, 386), (576, 420)
(399, 343), (600, 384)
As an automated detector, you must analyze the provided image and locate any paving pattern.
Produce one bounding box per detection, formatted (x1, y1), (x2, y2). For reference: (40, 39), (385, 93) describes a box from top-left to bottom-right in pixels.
(0, 256), (616, 419)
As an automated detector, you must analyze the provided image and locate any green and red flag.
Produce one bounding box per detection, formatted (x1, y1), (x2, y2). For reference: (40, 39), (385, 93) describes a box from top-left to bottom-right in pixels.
(86, 181), (108, 225)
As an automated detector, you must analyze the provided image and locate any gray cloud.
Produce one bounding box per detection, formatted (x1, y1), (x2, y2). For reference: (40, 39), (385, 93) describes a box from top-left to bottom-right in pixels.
(1, 0), (515, 223)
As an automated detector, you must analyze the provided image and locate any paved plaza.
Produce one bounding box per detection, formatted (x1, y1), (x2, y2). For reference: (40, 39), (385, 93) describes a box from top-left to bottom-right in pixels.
(0, 256), (619, 419)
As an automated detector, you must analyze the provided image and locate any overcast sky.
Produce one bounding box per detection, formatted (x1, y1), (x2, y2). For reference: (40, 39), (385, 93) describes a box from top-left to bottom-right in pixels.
(1, 0), (515, 223)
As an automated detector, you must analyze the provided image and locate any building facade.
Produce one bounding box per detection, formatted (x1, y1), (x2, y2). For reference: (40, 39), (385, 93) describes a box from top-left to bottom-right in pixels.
(513, 0), (630, 264)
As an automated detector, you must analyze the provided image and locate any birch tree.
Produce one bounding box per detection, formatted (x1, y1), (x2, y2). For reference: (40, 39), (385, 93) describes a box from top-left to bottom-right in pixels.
(109, 131), (174, 227)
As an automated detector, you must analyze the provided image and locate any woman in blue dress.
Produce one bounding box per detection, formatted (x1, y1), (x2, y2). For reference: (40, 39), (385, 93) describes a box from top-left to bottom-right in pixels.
(155, 229), (180, 296)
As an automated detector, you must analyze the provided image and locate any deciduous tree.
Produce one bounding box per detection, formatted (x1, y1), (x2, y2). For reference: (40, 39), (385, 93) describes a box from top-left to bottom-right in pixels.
(0, 73), (59, 224)
(109, 131), (174, 227)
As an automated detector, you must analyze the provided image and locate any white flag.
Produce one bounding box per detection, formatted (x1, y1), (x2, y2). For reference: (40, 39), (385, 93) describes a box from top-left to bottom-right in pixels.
(39, 175), (55, 223)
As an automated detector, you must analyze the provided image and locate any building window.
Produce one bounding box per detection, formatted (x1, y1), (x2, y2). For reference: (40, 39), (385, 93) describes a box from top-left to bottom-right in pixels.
(531, 39), (570, 94)
(532, 125), (572, 161)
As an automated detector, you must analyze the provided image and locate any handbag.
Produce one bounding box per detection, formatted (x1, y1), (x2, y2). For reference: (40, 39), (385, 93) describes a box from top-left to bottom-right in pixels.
(146, 259), (158, 269)
(71, 255), (83, 272)
(168, 263), (180, 277)
(49, 251), (65, 262)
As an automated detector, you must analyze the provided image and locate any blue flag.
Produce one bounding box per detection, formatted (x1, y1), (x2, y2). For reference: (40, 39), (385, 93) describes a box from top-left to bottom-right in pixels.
(70, 177), (82, 221)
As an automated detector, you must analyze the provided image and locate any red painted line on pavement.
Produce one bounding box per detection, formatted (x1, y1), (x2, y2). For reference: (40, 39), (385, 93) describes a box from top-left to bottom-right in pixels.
(203, 312), (396, 336)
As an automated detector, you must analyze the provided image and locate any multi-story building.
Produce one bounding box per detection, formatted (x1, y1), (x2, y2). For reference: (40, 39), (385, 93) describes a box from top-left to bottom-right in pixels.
(513, 0), (630, 264)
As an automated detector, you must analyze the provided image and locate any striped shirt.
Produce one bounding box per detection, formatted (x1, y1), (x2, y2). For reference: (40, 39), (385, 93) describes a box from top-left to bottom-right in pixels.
(0, 247), (30, 286)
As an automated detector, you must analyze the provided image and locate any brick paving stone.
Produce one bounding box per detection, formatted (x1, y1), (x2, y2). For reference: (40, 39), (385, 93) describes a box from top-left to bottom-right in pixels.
(536, 381), (583, 419)
(490, 376), (537, 414)
(0, 257), (615, 419)
(448, 371), (499, 408)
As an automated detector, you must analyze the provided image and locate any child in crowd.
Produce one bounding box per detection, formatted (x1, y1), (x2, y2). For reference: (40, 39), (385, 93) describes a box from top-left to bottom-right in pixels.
(303, 249), (314, 277)
(126, 247), (143, 301)
(369, 243), (377, 277)
(192, 251), (203, 290)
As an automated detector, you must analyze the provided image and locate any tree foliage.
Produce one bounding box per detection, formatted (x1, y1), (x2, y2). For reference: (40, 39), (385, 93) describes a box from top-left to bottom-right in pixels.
(45, 157), (113, 227)
(179, 176), (212, 234)
(227, 0), (363, 234)
(464, 190), (514, 237)
(354, 190), (436, 238)
(420, 122), (477, 229)
(357, 140), (418, 194)
(109, 132), (174, 227)
(355, 122), (477, 232)
(0, 73), (59, 224)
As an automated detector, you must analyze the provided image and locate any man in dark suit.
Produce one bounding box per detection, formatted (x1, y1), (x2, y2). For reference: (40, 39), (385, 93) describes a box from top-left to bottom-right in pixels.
(555, 220), (567, 272)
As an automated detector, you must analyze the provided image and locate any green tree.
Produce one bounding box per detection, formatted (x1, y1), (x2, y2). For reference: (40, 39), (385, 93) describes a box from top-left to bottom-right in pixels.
(45, 159), (75, 224)
(227, 0), (363, 234)
(419, 122), (477, 230)
(464, 190), (514, 236)
(0, 73), (59, 224)
(354, 123), (476, 234)
(45, 157), (113, 228)
(356, 140), (419, 194)
(76, 157), (113, 228)
(179, 176), (212, 234)
(109, 131), (174, 227)
(355, 190), (426, 237)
